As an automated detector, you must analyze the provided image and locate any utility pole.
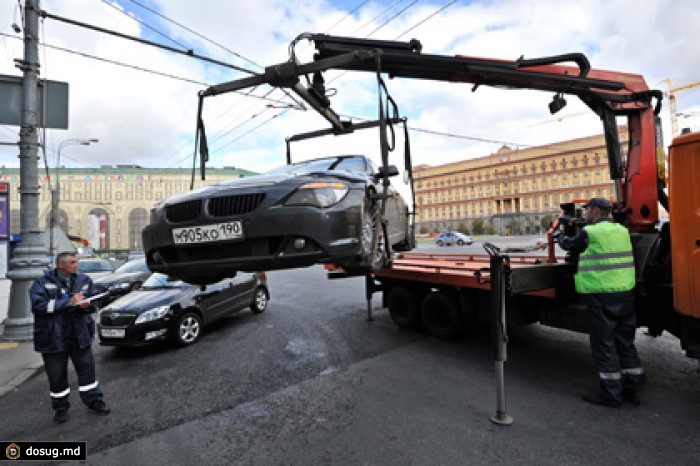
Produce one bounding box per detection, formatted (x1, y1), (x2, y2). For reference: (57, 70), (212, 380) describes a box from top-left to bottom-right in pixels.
(2, 0), (49, 340)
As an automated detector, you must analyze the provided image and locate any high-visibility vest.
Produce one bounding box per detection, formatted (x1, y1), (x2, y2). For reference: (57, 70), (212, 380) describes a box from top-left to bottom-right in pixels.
(574, 221), (636, 294)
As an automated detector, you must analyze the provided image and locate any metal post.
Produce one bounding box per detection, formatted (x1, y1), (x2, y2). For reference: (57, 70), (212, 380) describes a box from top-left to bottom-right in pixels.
(365, 274), (374, 322)
(52, 139), (98, 258)
(3, 0), (49, 340)
(488, 249), (513, 426)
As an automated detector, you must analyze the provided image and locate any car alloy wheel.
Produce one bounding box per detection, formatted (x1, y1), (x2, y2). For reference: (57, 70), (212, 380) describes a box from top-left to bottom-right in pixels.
(436, 240), (443, 246)
(251, 287), (268, 314)
(175, 312), (202, 346)
(359, 197), (387, 270)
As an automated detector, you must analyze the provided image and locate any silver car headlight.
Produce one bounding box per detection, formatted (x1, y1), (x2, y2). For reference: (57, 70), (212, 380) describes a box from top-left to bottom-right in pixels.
(109, 282), (131, 291)
(284, 182), (349, 208)
(134, 305), (170, 324)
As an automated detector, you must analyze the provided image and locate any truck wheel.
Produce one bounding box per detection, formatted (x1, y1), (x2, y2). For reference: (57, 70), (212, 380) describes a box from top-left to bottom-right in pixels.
(421, 291), (462, 340)
(387, 286), (421, 329)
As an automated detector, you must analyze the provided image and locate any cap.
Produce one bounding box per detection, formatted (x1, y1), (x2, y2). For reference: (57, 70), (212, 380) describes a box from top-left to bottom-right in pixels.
(583, 197), (612, 209)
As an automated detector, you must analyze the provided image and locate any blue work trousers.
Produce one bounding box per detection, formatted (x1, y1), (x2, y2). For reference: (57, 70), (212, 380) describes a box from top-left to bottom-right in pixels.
(42, 340), (103, 412)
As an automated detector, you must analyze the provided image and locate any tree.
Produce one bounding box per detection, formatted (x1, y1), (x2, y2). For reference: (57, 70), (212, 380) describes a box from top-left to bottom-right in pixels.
(471, 218), (485, 235)
(540, 214), (556, 231)
(457, 222), (469, 234)
(419, 225), (430, 234)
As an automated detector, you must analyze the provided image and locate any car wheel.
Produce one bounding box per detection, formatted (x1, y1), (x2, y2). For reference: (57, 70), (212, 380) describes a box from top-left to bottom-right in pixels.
(174, 311), (202, 346)
(457, 240), (464, 246)
(436, 240), (443, 247)
(250, 287), (269, 314)
(359, 197), (388, 270)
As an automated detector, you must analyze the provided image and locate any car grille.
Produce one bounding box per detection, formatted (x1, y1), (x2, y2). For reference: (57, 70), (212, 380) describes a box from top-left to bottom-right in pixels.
(166, 200), (202, 223)
(208, 194), (265, 218)
(100, 311), (137, 327)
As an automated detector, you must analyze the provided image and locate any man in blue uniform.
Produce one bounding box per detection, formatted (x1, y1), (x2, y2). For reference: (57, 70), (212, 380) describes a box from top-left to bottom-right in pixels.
(559, 198), (646, 408)
(30, 251), (110, 423)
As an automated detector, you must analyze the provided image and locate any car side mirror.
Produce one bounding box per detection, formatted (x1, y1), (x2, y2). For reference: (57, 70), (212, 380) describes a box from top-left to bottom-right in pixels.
(375, 164), (399, 180)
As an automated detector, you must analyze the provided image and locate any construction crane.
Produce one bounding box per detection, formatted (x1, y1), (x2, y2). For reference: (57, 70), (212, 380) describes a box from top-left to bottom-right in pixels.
(661, 78), (700, 137)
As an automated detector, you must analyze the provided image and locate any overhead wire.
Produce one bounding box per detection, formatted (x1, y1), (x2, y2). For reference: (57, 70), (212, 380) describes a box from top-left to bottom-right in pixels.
(113, 1), (309, 167)
(125, 0), (263, 70)
(338, 114), (577, 153)
(39, 9), (256, 74)
(99, 0), (191, 50)
(364, 0), (419, 37)
(394, 0), (457, 39)
(0, 32), (294, 105)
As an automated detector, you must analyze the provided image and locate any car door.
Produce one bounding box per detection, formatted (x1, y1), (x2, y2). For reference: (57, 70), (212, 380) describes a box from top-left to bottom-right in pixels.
(225, 273), (257, 310)
(196, 279), (238, 322)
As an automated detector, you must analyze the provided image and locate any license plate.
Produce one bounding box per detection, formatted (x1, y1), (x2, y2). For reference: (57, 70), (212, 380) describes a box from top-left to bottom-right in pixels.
(172, 221), (244, 245)
(101, 328), (125, 338)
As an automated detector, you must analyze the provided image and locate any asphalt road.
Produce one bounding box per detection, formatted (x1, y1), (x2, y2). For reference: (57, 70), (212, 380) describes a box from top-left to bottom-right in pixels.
(1, 241), (699, 465)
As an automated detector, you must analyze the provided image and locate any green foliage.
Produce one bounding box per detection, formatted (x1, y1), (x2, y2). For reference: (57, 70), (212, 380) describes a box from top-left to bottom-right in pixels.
(540, 214), (556, 230)
(471, 218), (485, 235)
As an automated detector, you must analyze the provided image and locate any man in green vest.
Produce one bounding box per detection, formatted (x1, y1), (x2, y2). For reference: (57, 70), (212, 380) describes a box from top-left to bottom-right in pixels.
(559, 198), (646, 408)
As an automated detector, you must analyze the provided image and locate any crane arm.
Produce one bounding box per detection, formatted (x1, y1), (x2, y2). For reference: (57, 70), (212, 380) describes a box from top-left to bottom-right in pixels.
(198, 33), (665, 232)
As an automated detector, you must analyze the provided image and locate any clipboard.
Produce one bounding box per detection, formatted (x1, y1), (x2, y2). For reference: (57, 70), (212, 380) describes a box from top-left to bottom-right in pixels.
(76, 292), (110, 305)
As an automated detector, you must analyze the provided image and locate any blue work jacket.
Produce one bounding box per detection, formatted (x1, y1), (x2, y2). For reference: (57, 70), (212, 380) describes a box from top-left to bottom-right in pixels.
(29, 268), (98, 353)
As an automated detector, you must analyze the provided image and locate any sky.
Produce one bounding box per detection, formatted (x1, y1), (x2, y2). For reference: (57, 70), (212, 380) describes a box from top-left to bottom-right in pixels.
(1, 0), (699, 187)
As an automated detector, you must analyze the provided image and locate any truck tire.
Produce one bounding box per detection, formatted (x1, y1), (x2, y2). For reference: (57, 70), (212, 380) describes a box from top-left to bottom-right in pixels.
(387, 285), (421, 329)
(421, 291), (462, 340)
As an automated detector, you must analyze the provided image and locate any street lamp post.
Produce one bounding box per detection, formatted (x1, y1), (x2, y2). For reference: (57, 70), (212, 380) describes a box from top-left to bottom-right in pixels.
(50, 138), (98, 258)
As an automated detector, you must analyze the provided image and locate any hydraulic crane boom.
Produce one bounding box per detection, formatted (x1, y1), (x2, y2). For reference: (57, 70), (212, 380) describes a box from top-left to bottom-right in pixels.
(198, 33), (664, 232)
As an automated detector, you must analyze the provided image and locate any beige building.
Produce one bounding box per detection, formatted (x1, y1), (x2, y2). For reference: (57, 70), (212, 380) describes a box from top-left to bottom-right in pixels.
(414, 130), (627, 235)
(1, 166), (256, 251)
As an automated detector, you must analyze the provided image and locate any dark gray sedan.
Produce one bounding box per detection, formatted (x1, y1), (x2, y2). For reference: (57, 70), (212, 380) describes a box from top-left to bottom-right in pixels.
(97, 271), (269, 347)
(93, 258), (152, 305)
(143, 155), (413, 284)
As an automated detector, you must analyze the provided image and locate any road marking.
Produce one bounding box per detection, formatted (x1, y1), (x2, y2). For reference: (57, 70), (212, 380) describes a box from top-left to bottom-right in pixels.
(0, 342), (20, 350)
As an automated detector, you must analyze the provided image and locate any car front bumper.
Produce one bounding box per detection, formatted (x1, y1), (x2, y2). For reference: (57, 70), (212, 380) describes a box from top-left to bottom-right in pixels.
(97, 318), (173, 347)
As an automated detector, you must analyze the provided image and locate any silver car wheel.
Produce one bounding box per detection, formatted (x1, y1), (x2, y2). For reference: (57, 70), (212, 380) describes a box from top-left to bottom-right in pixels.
(251, 287), (268, 314)
(360, 199), (387, 269)
(178, 314), (201, 345)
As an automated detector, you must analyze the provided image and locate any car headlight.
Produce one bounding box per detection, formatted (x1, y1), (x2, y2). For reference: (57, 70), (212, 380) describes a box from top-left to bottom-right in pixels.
(109, 282), (131, 291)
(134, 305), (170, 324)
(284, 182), (349, 208)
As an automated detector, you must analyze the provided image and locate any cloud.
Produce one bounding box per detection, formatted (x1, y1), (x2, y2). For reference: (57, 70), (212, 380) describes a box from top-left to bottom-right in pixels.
(1, 0), (699, 177)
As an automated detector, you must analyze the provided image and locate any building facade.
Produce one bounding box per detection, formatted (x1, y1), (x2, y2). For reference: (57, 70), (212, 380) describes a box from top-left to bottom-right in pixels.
(414, 131), (627, 235)
(1, 166), (256, 251)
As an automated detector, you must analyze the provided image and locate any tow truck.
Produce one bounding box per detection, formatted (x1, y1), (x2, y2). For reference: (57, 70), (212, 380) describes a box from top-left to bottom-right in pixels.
(170, 34), (699, 423)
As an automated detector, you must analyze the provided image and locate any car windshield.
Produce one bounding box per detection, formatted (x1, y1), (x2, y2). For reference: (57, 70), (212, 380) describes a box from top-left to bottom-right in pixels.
(264, 156), (368, 176)
(115, 259), (149, 274)
(78, 260), (113, 272)
(141, 273), (187, 289)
